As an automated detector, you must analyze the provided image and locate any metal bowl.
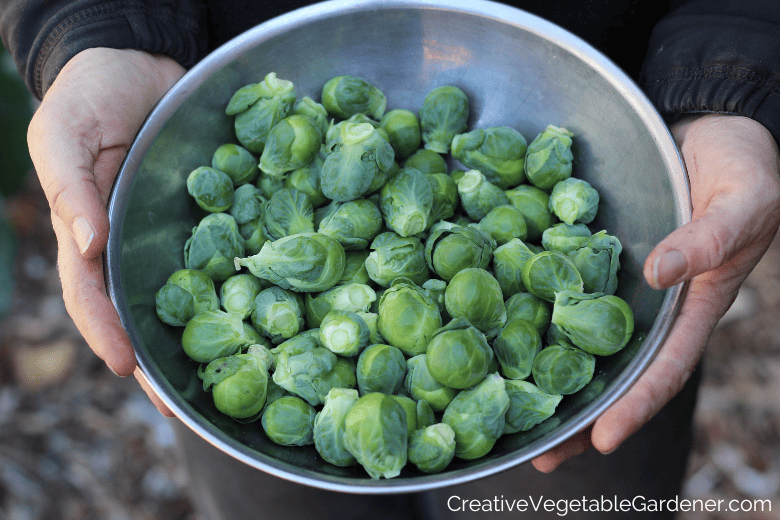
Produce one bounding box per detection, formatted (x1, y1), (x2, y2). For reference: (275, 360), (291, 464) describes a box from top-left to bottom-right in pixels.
(106, 0), (689, 493)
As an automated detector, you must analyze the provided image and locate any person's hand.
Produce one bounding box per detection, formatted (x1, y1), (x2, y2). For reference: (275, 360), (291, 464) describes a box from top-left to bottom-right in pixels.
(27, 48), (186, 416)
(532, 114), (780, 472)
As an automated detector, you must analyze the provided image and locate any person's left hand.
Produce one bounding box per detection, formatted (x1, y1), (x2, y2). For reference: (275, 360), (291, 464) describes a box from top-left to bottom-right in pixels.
(531, 114), (780, 472)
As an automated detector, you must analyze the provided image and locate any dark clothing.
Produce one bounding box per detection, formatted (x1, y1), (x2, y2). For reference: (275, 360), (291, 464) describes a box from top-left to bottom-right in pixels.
(1, 1), (779, 144)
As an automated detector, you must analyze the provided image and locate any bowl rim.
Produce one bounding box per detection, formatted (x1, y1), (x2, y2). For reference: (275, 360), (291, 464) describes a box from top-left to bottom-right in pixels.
(106, 0), (691, 493)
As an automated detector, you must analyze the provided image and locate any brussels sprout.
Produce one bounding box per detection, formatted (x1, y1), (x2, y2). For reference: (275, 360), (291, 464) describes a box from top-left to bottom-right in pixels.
(319, 309), (370, 356)
(272, 346), (338, 406)
(262, 188), (314, 240)
(338, 250), (371, 286)
(503, 380), (562, 434)
(235, 232), (345, 292)
(343, 392), (407, 479)
(379, 167), (434, 237)
(424, 225), (494, 282)
(238, 217), (266, 255)
(356, 311), (384, 345)
(505, 184), (556, 241)
(524, 125), (574, 190)
(212, 143), (259, 186)
(228, 183), (266, 225)
(321, 356), (358, 393)
(492, 238), (536, 298)
(450, 169), (466, 184)
(155, 268), (219, 327)
(259, 115), (322, 177)
(184, 213), (246, 282)
(378, 280), (442, 356)
(313, 388), (360, 467)
(504, 292), (552, 334)
(318, 199), (383, 250)
(425, 319), (492, 389)
(478, 205), (528, 247)
(568, 230), (622, 294)
(227, 72), (296, 154)
(451, 127), (528, 189)
(442, 373), (509, 460)
(321, 122), (395, 202)
(422, 278), (447, 316)
(444, 268), (506, 339)
(272, 329), (322, 360)
(426, 173), (459, 225)
(285, 154), (328, 208)
(532, 343), (595, 395)
(393, 395), (419, 438)
(418, 85), (469, 154)
(541, 223), (592, 254)
(365, 232), (429, 287)
(256, 170), (286, 200)
(304, 283), (376, 328)
(551, 290), (634, 356)
(404, 149), (448, 175)
(293, 96), (330, 137)
(416, 400), (436, 430)
(200, 345), (273, 421)
(181, 309), (262, 363)
(408, 423), (456, 474)
(355, 344), (406, 396)
(251, 286), (305, 344)
(379, 109), (421, 159)
(404, 355), (459, 412)
(219, 273), (263, 319)
(548, 177), (600, 225)
(493, 319), (542, 380)
(186, 166), (234, 213)
(321, 75), (387, 120)
(521, 250), (584, 302)
(262, 395), (317, 446)
(457, 170), (510, 221)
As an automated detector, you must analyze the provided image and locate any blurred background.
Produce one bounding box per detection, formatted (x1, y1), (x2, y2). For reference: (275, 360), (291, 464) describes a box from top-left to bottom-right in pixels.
(1, 43), (779, 519)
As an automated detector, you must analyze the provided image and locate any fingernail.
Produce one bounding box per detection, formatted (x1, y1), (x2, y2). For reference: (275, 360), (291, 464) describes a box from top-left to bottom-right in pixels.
(72, 216), (94, 254)
(652, 250), (687, 289)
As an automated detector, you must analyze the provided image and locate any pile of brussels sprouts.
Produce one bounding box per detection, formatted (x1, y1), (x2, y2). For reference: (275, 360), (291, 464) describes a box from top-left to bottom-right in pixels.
(155, 72), (635, 479)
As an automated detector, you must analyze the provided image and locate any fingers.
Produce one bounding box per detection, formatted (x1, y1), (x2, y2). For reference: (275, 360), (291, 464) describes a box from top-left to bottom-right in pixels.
(531, 427), (592, 473)
(135, 367), (175, 417)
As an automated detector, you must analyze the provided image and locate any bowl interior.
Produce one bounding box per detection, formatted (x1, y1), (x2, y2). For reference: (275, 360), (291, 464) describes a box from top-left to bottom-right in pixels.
(107, 0), (688, 493)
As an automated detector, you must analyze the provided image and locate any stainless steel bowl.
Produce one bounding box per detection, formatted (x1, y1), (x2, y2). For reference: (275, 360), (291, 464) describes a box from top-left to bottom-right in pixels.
(106, 0), (690, 493)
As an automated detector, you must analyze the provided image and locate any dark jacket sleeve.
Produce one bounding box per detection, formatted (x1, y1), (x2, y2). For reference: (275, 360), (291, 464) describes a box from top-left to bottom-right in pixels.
(640, 0), (780, 145)
(0, 0), (205, 100)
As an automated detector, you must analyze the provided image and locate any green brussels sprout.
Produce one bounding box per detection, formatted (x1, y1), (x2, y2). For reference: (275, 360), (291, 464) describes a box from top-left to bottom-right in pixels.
(378, 280), (442, 356)
(227, 72), (296, 154)
(425, 173), (459, 225)
(524, 125), (575, 190)
(321, 122), (395, 202)
(492, 238), (537, 298)
(293, 96), (330, 137)
(416, 400), (436, 430)
(181, 309), (262, 363)
(337, 250), (371, 286)
(272, 329), (322, 360)
(262, 188), (314, 240)
(444, 268), (506, 339)
(532, 343), (595, 395)
(235, 232), (345, 292)
(356, 344), (406, 396)
(379, 109), (421, 159)
(451, 127), (528, 189)
(408, 423), (456, 474)
(343, 392), (407, 479)
(262, 395), (317, 446)
(504, 292), (552, 334)
(186, 166), (234, 213)
(457, 169), (510, 221)
(212, 143), (259, 186)
(503, 380), (562, 434)
(272, 346), (338, 406)
(478, 205), (528, 246)
(259, 115), (322, 177)
(425, 319), (492, 389)
(319, 309), (370, 356)
(155, 268), (219, 327)
(184, 213), (246, 282)
(442, 373), (509, 460)
(424, 226), (495, 282)
(228, 184), (266, 225)
(200, 345), (273, 421)
(318, 199), (383, 250)
(404, 355), (459, 412)
(238, 217), (266, 255)
(521, 250), (584, 302)
(219, 273), (263, 319)
(313, 388), (359, 467)
(393, 395), (419, 438)
(321, 75), (387, 120)
(320, 356), (358, 393)
(541, 223), (592, 254)
(548, 177), (600, 225)
(418, 85), (469, 154)
(304, 283), (376, 328)
(422, 278), (447, 316)
(551, 290), (634, 356)
(505, 184), (556, 241)
(356, 311), (384, 345)
(568, 230), (622, 294)
(285, 154), (328, 208)
(251, 286), (305, 344)
(256, 170), (286, 200)
(379, 167), (434, 237)
(493, 319), (542, 380)
(365, 232), (430, 287)
(404, 149), (448, 174)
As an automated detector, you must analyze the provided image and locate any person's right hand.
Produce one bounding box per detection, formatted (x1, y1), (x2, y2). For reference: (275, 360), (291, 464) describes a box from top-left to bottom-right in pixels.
(27, 47), (186, 415)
